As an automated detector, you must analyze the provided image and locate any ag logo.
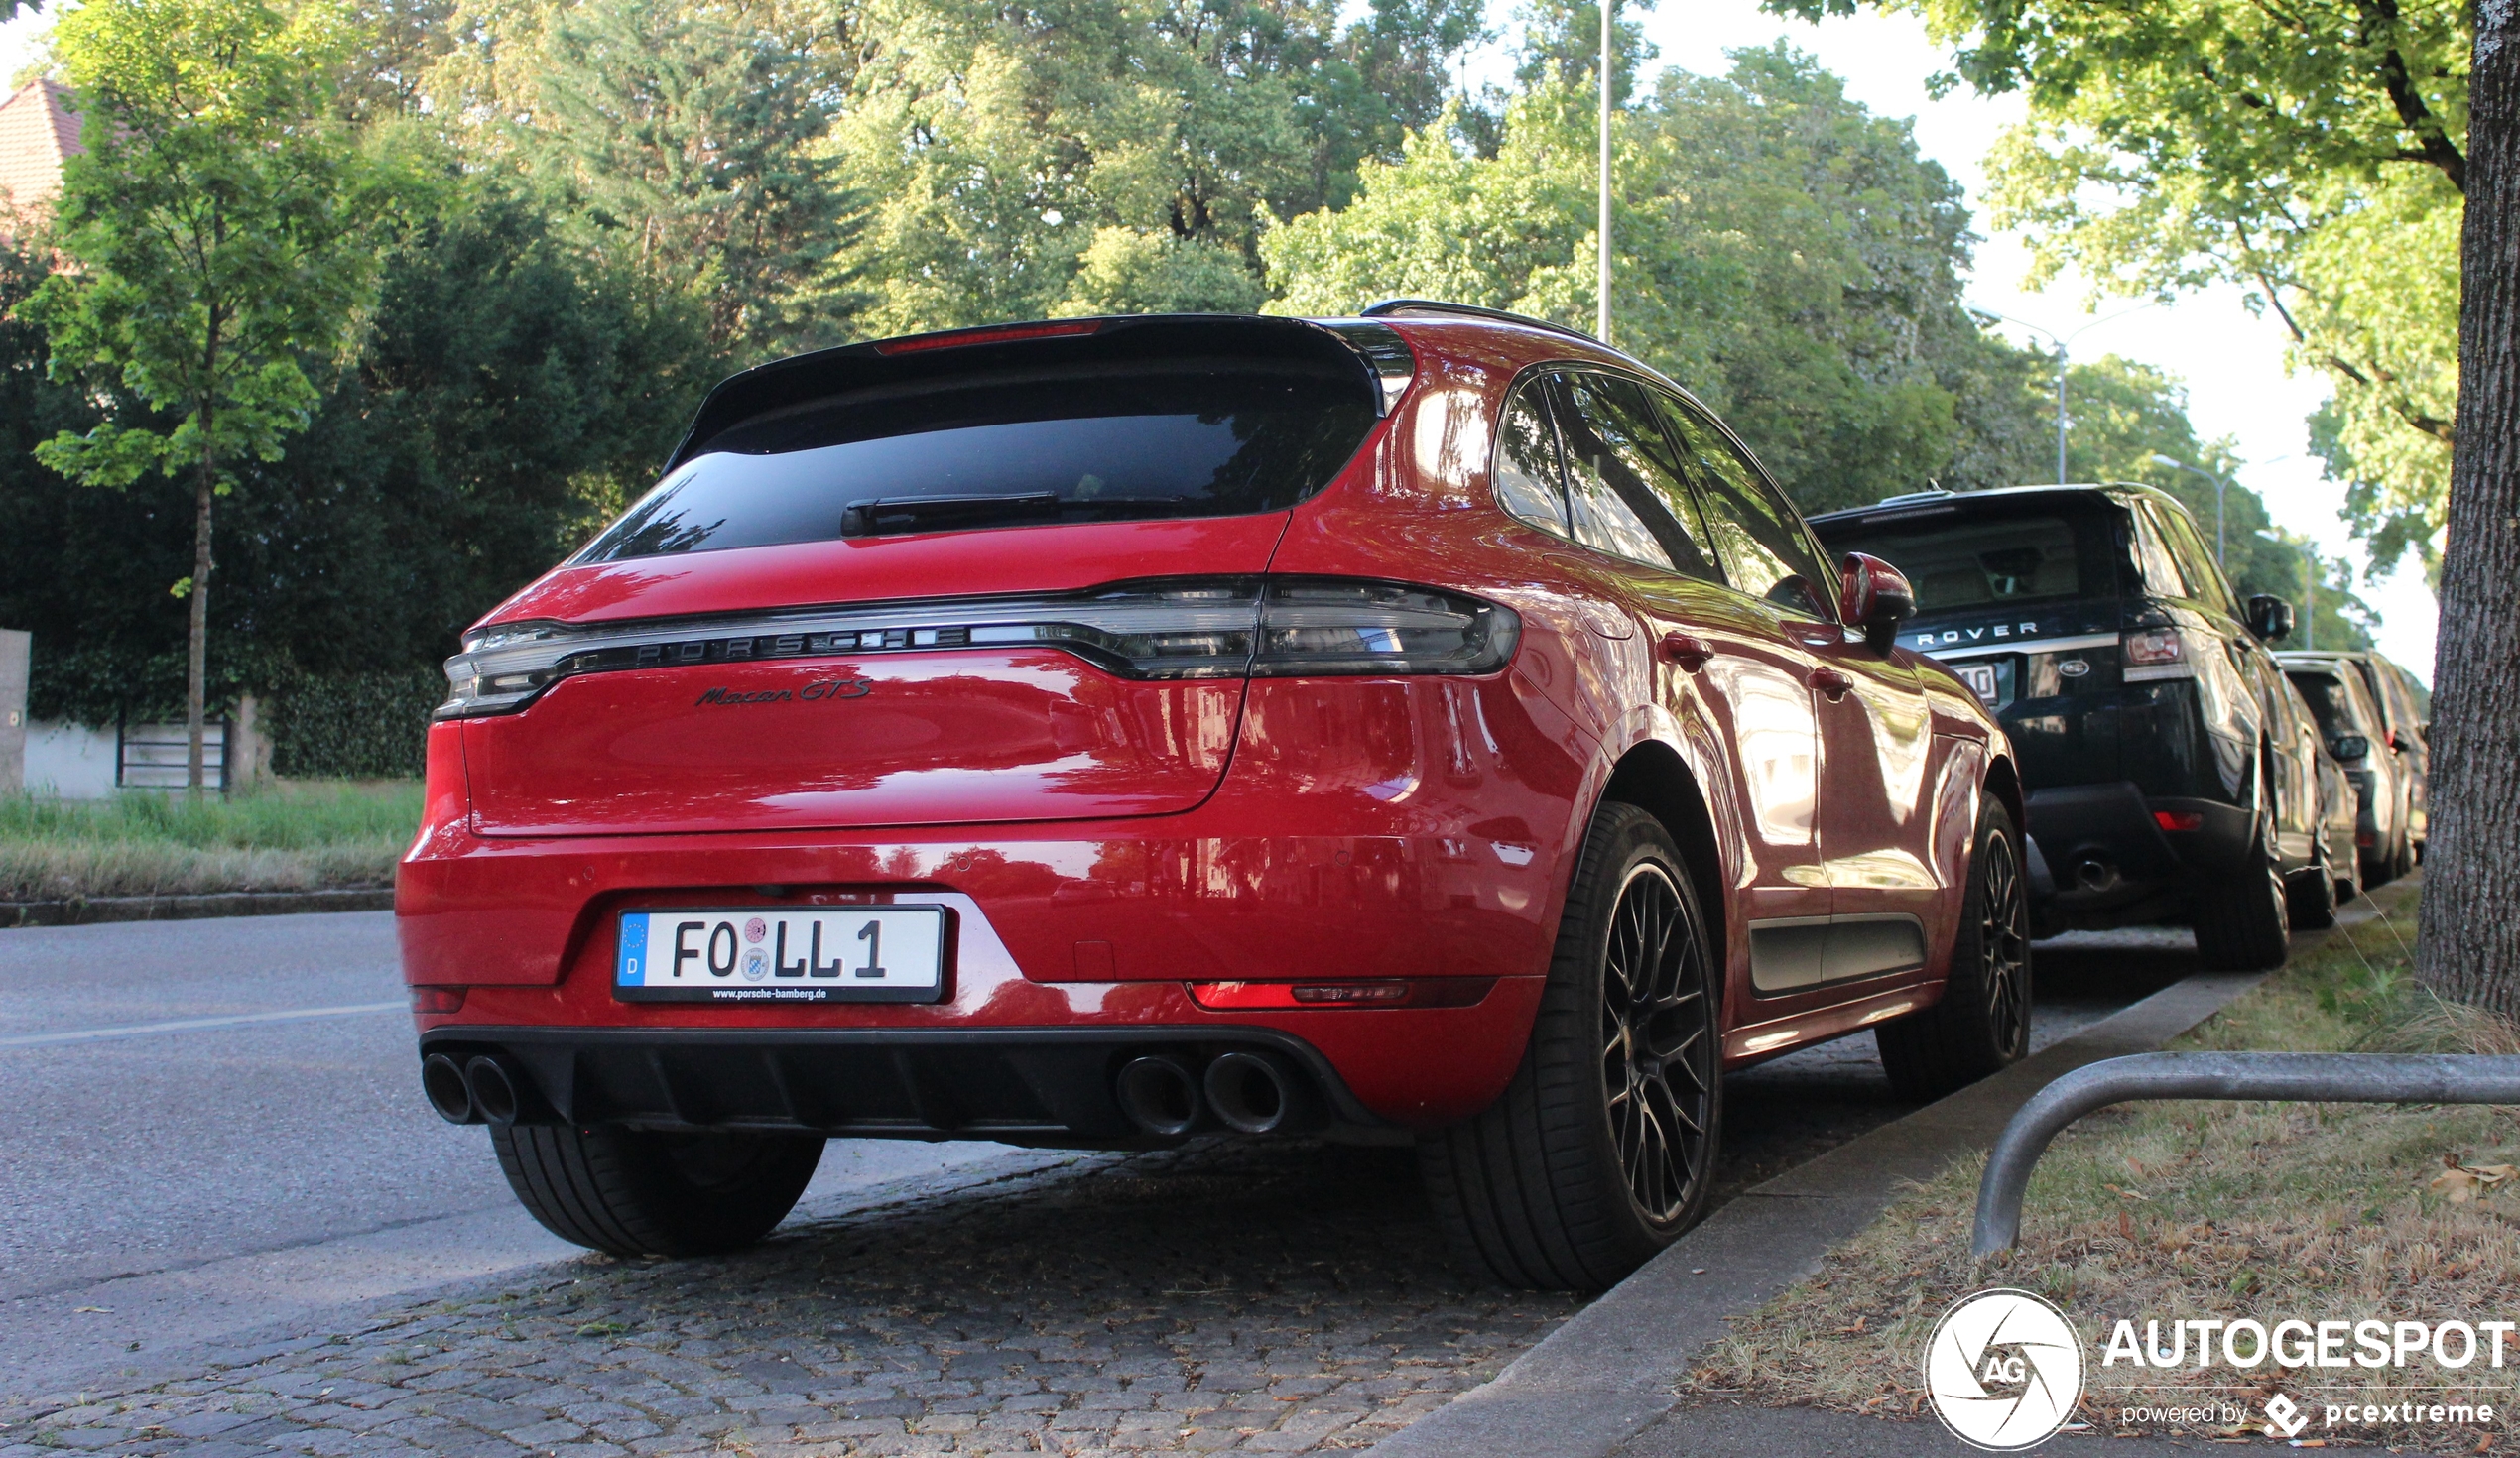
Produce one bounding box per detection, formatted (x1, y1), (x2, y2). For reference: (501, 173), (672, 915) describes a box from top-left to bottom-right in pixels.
(1923, 1288), (2085, 1450)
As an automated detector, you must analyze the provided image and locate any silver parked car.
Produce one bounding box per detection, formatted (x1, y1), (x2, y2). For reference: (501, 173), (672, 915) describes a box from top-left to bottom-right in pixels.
(2280, 653), (2416, 886)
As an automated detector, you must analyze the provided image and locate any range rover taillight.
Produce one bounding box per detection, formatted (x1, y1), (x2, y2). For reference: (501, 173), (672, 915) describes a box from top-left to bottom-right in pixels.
(436, 577), (1521, 719)
(2123, 628), (2186, 666)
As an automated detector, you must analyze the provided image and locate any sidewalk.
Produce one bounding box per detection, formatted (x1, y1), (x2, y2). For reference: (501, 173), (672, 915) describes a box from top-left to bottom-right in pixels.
(1364, 899), (2407, 1458)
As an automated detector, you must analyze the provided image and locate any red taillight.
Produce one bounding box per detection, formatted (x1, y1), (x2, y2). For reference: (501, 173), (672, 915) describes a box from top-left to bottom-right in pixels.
(2123, 628), (2186, 666)
(872, 320), (1102, 355)
(1187, 979), (1495, 1010)
(2357, 830), (2377, 847)
(2153, 810), (2204, 832)
(409, 986), (467, 1015)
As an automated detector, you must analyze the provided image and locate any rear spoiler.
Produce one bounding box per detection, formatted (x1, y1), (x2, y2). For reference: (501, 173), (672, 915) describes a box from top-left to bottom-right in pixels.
(666, 314), (1416, 471)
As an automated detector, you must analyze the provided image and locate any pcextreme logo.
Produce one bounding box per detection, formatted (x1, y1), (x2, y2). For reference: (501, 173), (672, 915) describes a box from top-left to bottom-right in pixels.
(1923, 1289), (2087, 1451)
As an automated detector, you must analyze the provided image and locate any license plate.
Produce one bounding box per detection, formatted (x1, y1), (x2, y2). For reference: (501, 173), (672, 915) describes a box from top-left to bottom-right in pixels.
(1953, 661), (2000, 706)
(614, 907), (949, 1003)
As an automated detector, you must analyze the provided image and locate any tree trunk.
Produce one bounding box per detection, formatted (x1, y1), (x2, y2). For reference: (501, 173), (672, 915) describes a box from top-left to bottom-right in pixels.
(2417, 1), (2520, 1017)
(186, 404), (214, 795)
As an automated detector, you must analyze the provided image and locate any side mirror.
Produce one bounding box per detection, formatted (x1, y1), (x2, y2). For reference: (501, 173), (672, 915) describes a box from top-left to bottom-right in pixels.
(2245, 594), (2295, 642)
(2390, 729), (2414, 754)
(1838, 552), (1917, 654)
(2331, 734), (2370, 762)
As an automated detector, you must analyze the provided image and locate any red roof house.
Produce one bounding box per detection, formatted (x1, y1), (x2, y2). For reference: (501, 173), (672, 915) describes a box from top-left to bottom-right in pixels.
(0, 78), (82, 232)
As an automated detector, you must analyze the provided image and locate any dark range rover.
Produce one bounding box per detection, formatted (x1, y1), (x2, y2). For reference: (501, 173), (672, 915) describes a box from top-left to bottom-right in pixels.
(1811, 484), (2339, 971)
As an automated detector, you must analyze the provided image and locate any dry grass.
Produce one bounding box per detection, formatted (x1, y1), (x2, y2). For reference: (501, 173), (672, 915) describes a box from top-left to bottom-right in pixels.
(1683, 881), (2520, 1450)
(0, 781), (420, 900)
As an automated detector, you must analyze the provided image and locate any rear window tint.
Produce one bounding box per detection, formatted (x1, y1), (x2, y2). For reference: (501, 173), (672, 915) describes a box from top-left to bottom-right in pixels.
(2288, 671), (2369, 738)
(579, 366), (1376, 561)
(1815, 501), (2120, 615)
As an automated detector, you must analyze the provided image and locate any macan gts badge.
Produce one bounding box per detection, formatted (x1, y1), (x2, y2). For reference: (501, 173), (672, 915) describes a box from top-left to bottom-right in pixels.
(402, 304), (2029, 1291)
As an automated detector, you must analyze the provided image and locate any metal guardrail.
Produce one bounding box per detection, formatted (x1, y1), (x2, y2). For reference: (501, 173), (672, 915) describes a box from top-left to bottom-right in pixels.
(1972, 1052), (2520, 1259)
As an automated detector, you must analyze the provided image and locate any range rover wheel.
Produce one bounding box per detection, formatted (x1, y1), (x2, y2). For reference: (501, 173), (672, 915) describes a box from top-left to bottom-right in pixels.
(2192, 814), (2292, 971)
(491, 1124), (824, 1258)
(1876, 801), (2031, 1102)
(1420, 801), (1720, 1290)
(2286, 844), (2340, 929)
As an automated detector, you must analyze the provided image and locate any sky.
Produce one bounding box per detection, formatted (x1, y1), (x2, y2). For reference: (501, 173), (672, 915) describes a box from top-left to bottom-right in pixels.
(0, 0), (2440, 676)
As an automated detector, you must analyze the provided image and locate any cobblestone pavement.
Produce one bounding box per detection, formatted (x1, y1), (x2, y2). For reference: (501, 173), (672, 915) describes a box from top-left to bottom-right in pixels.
(0, 1141), (1581, 1458)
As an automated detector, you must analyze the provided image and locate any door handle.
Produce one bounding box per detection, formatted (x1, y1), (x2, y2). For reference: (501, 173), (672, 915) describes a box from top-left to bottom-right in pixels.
(1659, 632), (1713, 672)
(1810, 667), (1853, 701)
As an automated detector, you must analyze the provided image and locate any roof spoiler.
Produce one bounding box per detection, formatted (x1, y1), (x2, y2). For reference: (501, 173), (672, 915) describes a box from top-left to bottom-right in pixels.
(665, 314), (1416, 470)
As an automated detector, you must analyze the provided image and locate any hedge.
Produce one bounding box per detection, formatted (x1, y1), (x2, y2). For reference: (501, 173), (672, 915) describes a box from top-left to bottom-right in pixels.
(267, 669), (443, 780)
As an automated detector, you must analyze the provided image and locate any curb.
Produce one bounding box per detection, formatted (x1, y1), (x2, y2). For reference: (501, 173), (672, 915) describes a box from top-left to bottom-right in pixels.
(1, 888), (395, 928)
(1359, 927), (2359, 1458)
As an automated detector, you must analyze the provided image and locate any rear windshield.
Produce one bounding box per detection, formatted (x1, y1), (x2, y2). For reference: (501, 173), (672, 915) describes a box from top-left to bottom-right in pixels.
(1813, 500), (2117, 616)
(578, 364), (1377, 562)
(2288, 672), (2363, 737)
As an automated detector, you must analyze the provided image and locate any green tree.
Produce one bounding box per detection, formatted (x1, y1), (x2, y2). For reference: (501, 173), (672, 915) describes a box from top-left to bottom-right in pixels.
(1265, 47), (2055, 513)
(525, 0), (863, 353)
(2057, 353), (2375, 647)
(29, 0), (383, 790)
(1769, 0), (2464, 567)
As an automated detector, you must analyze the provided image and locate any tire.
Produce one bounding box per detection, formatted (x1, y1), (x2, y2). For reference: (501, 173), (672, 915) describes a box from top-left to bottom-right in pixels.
(1875, 801), (2032, 1103)
(2286, 854), (2339, 929)
(491, 1124), (824, 1258)
(1419, 801), (1721, 1291)
(2192, 813), (2292, 971)
(2392, 826), (2417, 882)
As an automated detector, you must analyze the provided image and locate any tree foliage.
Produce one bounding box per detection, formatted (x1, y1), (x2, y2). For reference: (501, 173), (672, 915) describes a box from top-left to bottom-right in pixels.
(1266, 47), (2055, 514)
(1773, 0), (2466, 568)
(29, 0), (386, 786)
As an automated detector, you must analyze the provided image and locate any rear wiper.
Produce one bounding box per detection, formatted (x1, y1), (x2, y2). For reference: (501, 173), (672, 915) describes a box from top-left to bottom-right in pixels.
(839, 493), (1189, 537)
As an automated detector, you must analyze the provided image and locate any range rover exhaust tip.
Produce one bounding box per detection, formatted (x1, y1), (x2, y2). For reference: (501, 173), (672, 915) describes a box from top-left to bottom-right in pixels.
(422, 1052), (477, 1124)
(1115, 1055), (1203, 1137)
(463, 1055), (526, 1126)
(1202, 1050), (1320, 1135)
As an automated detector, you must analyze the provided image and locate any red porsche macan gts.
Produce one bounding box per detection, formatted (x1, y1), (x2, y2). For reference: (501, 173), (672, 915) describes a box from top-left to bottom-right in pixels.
(402, 302), (2028, 1290)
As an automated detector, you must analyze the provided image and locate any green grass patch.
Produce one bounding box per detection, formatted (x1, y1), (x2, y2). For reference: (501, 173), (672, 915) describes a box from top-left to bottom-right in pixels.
(1683, 882), (2520, 1450)
(0, 780), (421, 900)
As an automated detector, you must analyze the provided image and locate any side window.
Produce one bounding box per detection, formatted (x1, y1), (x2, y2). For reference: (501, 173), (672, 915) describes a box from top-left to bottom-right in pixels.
(2155, 504), (2238, 616)
(1657, 395), (1836, 620)
(1493, 378), (1569, 537)
(2126, 505), (2189, 599)
(1558, 374), (1723, 580)
(1551, 373), (1690, 572)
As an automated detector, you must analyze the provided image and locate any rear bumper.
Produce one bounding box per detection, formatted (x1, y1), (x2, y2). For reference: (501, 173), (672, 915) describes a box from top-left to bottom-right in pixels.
(2026, 781), (2254, 908)
(399, 671), (1589, 1133)
(419, 1025), (1390, 1145)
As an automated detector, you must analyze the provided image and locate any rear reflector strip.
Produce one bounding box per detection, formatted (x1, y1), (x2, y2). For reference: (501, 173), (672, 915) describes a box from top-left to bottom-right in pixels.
(1187, 979), (1496, 1010)
(440, 576), (1519, 718)
(2152, 810), (2205, 832)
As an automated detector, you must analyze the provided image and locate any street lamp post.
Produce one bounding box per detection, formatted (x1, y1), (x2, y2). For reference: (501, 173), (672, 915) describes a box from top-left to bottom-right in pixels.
(1597, 0), (1612, 345)
(1995, 303), (2160, 485)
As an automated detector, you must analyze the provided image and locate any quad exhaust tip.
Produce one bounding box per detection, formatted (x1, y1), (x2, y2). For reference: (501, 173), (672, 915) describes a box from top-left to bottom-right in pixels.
(1203, 1050), (1317, 1135)
(1115, 1055), (1203, 1137)
(463, 1055), (525, 1125)
(421, 1052), (478, 1124)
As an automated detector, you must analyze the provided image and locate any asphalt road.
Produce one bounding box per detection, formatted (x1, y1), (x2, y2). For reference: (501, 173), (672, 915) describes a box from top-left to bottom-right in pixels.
(0, 911), (2197, 1410)
(0, 912), (1021, 1397)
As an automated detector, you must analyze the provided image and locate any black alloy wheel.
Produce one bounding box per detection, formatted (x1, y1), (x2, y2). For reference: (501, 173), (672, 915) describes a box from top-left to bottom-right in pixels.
(1877, 800), (2033, 1101)
(1600, 861), (1716, 1225)
(1975, 831), (2031, 1051)
(1419, 801), (1723, 1290)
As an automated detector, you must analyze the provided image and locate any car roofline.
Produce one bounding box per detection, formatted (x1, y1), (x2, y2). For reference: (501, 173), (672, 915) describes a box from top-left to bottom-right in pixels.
(1807, 481), (2171, 524)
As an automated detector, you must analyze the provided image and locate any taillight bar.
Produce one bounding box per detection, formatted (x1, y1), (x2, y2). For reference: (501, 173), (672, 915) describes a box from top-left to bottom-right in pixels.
(437, 576), (1521, 719)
